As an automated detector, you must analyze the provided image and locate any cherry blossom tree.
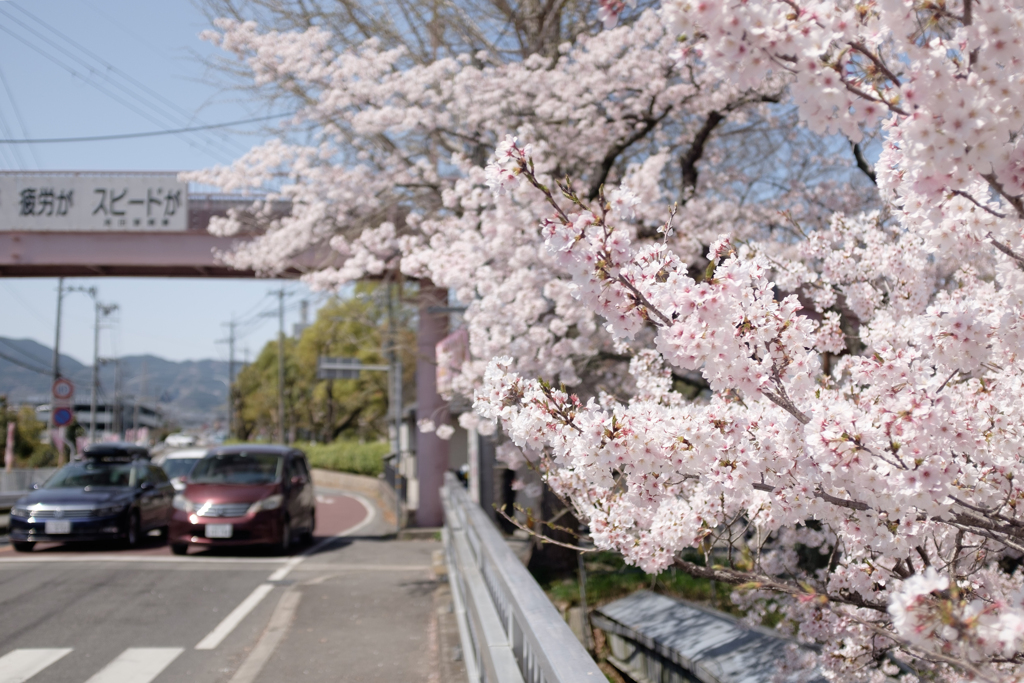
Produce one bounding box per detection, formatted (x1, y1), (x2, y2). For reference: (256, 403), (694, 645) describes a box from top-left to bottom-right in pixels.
(188, 7), (875, 405)
(182, 0), (1024, 676)
(473, 1), (1024, 680)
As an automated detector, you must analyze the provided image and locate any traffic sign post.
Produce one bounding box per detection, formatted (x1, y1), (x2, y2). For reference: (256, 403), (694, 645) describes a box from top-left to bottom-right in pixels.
(53, 407), (74, 427)
(52, 378), (74, 401)
(51, 378), (75, 430)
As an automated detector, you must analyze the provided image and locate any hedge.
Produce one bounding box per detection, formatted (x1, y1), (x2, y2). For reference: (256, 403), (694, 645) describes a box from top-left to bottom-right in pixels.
(294, 440), (388, 477)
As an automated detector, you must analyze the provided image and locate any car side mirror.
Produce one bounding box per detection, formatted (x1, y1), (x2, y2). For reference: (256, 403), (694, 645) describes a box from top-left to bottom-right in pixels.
(31, 483), (40, 490)
(140, 482), (155, 491)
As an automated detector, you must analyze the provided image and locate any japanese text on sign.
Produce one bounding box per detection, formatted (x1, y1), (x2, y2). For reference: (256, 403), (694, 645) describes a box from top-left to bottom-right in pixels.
(0, 173), (188, 232)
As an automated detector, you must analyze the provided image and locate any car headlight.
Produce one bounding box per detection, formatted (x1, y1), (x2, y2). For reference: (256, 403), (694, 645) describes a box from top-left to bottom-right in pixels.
(10, 506), (30, 518)
(248, 494), (283, 514)
(95, 505), (127, 517)
(172, 494), (195, 512)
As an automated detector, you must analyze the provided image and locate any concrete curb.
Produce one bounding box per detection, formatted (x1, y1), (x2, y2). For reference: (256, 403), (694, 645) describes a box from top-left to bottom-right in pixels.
(310, 469), (399, 529)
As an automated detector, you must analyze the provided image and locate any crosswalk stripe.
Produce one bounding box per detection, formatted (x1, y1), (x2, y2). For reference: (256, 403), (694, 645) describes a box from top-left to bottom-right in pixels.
(0, 648), (73, 683)
(83, 648), (183, 683)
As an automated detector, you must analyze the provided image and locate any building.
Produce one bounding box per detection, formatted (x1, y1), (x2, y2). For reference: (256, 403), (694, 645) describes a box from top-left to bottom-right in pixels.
(35, 399), (162, 436)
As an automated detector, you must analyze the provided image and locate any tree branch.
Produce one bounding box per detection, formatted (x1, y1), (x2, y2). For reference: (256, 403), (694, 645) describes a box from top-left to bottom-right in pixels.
(851, 140), (877, 185)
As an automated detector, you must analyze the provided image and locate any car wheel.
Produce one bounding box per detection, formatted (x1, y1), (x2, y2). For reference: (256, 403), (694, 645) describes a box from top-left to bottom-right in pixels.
(278, 517), (292, 554)
(125, 512), (141, 548)
(170, 543), (188, 555)
(12, 541), (35, 553)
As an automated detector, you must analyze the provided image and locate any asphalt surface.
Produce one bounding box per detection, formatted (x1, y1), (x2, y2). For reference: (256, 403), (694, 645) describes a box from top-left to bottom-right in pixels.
(0, 488), (453, 683)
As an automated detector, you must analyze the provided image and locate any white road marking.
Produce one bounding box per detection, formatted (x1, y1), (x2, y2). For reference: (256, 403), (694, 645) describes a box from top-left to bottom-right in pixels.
(227, 589), (302, 683)
(195, 583), (275, 650)
(195, 491), (379, 650)
(336, 491), (377, 538)
(266, 557), (302, 582)
(0, 648), (72, 683)
(83, 648), (183, 683)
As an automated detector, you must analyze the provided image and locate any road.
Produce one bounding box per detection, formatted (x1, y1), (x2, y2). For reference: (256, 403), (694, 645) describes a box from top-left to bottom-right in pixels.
(0, 489), (457, 683)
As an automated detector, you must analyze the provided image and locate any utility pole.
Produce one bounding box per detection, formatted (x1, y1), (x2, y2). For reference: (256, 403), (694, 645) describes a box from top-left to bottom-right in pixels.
(276, 288), (287, 444)
(386, 280), (403, 526)
(113, 359), (123, 439)
(221, 319), (237, 440)
(90, 302), (117, 444)
(50, 278), (65, 464)
(68, 286), (116, 445)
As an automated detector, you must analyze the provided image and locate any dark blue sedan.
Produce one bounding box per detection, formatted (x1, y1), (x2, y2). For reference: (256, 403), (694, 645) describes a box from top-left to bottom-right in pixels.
(8, 442), (175, 552)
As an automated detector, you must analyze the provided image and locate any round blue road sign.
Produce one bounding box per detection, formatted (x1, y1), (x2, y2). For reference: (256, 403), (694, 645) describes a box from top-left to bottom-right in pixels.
(53, 407), (73, 426)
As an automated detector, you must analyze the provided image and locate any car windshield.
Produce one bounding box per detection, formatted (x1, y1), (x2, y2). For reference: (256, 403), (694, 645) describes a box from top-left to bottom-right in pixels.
(189, 453), (282, 485)
(161, 458), (200, 480)
(45, 461), (135, 489)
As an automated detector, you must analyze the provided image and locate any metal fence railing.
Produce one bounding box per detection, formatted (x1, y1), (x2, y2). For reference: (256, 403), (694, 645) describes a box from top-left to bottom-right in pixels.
(0, 468), (58, 508)
(0, 468), (57, 493)
(441, 472), (604, 683)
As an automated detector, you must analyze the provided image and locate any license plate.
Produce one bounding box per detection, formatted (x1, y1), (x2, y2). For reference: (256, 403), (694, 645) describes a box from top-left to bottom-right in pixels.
(205, 523), (233, 538)
(45, 520), (71, 535)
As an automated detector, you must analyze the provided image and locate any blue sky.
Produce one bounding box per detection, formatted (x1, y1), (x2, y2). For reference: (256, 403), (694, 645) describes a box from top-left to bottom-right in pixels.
(0, 0), (317, 363)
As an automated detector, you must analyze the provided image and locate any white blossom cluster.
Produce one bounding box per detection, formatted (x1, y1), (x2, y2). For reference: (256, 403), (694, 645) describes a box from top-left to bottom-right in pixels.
(474, 2), (1024, 680)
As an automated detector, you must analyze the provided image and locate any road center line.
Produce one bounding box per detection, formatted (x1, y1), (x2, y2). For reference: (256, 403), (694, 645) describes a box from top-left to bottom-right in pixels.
(195, 491), (377, 650)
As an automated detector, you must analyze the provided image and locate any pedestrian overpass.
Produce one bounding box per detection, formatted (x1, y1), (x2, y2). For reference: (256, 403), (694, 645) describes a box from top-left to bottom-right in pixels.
(0, 170), (452, 528)
(0, 171), (316, 277)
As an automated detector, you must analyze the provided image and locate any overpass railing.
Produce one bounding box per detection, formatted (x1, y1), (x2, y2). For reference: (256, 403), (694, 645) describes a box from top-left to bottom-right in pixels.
(441, 472), (604, 683)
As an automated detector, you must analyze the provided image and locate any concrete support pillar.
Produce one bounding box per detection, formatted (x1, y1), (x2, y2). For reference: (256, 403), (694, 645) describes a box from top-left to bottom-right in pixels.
(415, 280), (449, 527)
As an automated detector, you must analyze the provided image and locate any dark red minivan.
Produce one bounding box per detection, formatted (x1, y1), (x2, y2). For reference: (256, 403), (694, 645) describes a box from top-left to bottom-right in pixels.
(168, 445), (315, 554)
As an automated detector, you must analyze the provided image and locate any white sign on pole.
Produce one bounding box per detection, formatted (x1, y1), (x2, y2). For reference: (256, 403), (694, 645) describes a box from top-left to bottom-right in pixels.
(0, 173), (188, 232)
(52, 377), (75, 403)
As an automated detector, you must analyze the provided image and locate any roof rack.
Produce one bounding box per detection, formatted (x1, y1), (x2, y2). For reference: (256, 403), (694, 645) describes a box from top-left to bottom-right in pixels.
(82, 442), (151, 463)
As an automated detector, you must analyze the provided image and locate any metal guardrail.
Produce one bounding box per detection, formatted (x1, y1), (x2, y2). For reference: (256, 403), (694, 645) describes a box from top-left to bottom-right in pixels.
(0, 468), (58, 508)
(441, 472), (605, 683)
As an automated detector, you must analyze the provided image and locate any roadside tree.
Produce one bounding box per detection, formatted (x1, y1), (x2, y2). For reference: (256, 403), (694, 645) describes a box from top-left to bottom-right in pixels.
(232, 286), (415, 442)
(189, 5), (876, 418)
(474, 1), (1024, 681)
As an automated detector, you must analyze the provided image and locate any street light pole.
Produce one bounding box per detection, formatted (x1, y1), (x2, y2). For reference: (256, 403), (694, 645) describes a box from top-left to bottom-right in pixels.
(50, 277), (65, 464)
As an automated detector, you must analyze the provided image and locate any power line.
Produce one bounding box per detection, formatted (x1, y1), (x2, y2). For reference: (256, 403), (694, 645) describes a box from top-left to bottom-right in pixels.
(7, 3), (250, 155)
(0, 113), (294, 144)
(0, 338), (51, 370)
(0, 4), (239, 157)
(0, 349), (50, 375)
(0, 14), (240, 160)
(0, 281), (49, 325)
(0, 62), (33, 168)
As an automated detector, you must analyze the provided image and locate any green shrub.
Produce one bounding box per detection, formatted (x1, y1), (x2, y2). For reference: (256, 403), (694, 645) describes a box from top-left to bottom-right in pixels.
(294, 440), (388, 476)
(540, 550), (739, 616)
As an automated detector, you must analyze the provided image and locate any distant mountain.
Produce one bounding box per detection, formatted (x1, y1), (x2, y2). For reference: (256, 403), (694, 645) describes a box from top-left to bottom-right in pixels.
(0, 337), (229, 428)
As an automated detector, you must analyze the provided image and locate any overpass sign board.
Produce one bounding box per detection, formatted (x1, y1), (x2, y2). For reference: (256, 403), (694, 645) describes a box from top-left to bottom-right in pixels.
(0, 172), (188, 232)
